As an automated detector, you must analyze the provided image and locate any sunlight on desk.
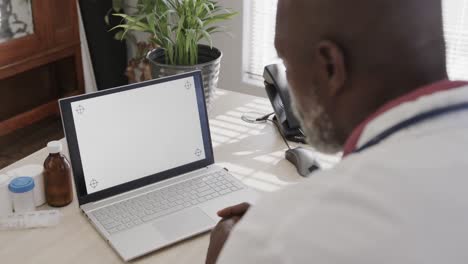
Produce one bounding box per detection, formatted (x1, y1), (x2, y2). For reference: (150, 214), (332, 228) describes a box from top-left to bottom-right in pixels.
(253, 150), (284, 164)
(210, 90), (319, 193)
(210, 113), (268, 147)
(217, 162), (294, 192)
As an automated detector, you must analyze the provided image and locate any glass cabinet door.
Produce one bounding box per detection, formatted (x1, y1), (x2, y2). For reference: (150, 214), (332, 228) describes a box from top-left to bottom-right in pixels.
(0, 0), (35, 44)
(0, 0), (49, 68)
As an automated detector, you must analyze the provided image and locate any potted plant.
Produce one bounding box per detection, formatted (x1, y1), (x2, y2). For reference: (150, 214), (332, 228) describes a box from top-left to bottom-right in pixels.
(111, 0), (236, 106)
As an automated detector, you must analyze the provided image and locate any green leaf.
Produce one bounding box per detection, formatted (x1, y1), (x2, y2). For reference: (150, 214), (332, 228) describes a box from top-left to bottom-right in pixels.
(176, 15), (185, 39)
(114, 30), (126, 40)
(112, 0), (124, 12)
(200, 29), (213, 48)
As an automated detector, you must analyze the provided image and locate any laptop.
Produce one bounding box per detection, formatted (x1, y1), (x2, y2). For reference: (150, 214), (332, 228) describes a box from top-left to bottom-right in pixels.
(59, 71), (258, 261)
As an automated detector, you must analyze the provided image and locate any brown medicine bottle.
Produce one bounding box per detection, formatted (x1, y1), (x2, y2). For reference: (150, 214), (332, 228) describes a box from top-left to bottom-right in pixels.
(43, 141), (73, 207)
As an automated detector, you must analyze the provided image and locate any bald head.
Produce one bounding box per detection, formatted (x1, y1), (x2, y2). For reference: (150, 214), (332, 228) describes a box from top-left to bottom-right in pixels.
(276, 0), (447, 152)
(276, 0), (446, 74)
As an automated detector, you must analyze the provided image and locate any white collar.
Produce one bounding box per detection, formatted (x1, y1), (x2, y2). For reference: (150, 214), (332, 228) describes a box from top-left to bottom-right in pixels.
(356, 85), (468, 149)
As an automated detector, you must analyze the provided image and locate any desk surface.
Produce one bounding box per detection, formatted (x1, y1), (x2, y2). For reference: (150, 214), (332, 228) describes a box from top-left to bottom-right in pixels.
(0, 89), (339, 264)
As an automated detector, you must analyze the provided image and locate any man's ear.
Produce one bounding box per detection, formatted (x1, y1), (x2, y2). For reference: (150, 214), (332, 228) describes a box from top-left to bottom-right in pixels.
(315, 40), (347, 97)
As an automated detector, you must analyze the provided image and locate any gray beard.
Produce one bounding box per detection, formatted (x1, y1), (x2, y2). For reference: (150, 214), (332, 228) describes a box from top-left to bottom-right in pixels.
(290, 92), (342, 154)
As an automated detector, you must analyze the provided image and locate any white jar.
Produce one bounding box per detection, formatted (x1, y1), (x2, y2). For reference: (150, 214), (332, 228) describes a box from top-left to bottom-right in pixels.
(8, 177), (36, 213)
(0, 174), (13, 216)
(7, 165), (45, 207)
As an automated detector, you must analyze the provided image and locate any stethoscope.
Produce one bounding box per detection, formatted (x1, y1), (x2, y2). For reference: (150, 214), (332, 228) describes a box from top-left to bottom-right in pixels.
(352, 102), (468, 154)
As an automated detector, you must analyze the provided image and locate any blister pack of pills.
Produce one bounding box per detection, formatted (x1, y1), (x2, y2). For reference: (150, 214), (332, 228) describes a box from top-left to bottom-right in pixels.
(0, 210), (62, 230)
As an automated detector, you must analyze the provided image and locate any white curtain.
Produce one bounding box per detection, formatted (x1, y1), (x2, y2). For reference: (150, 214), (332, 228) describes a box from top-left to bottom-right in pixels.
(245, 0), (468, 83)
(443, 0), (468, 80)
(244, 0), (280, 82)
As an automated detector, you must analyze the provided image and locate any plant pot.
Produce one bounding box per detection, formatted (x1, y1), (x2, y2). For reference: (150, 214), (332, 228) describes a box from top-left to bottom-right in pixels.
(147, 44), (222, 107)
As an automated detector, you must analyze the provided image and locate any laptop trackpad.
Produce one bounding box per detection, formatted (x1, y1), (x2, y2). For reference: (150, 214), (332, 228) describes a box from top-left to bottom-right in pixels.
(152, 207), (215, 241)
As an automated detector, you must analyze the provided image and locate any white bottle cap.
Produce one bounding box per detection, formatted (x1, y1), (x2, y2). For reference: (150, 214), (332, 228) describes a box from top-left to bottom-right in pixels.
(47, 141), (62, 154)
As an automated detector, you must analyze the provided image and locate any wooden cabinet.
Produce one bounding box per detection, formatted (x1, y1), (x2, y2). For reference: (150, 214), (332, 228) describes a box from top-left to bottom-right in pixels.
(0, 0), (83, 136)
(0, 1), (47, 67)
(49, 0), (79, 47)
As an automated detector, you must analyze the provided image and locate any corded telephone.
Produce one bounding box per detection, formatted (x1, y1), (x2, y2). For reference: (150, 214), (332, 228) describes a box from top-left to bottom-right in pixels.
(263, 64), (306, 143)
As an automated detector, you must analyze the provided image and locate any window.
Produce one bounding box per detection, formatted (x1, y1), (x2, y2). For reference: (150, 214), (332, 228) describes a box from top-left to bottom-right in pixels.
(444, 0), (468, 80)
(243, 0), (468, 85)
(243, 0), (280, 84)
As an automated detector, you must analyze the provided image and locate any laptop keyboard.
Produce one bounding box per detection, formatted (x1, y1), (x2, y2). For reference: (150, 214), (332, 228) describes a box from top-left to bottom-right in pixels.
(91, 170), (244, 235)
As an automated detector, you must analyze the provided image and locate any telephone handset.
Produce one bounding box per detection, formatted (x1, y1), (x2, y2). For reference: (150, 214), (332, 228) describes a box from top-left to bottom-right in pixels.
(263, 64), (306, 143)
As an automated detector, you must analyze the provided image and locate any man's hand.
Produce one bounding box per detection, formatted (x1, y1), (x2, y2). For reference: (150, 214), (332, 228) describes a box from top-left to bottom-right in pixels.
(206, 203), (251, 264)
(206, 217), (240, 264)
(217, 202), (251, 219)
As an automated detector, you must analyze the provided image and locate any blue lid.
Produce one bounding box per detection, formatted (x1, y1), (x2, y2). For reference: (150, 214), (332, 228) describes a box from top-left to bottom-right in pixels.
(9, 177), (35, 193)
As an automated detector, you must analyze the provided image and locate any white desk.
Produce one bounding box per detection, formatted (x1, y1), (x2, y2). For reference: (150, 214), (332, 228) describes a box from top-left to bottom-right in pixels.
(0, 89), (339, 264)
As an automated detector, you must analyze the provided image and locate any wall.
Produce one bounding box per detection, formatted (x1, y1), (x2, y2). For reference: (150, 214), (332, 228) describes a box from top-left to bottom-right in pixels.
(213, 0), (266, 97)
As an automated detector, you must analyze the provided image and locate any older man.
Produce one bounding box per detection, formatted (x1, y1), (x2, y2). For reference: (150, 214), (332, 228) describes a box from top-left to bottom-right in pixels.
(206, 0), (468, 263)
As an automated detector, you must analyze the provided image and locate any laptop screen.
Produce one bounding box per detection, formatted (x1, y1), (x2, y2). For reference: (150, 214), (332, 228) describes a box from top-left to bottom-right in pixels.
(60, 72), (214, 204)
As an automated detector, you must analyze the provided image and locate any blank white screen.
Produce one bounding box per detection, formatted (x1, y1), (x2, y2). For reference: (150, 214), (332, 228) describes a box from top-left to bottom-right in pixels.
(71, 77), (206, 194)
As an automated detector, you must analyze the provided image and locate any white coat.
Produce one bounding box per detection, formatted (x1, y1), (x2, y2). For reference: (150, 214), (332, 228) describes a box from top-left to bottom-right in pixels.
(218, 83), (468, 263)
